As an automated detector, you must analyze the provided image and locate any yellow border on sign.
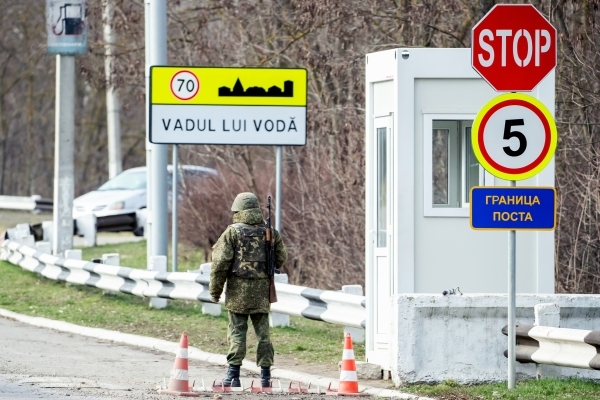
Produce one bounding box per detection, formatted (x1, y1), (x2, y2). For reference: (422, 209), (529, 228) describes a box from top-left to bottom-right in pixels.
(471, 93), (557, 181)
(469, 186), (557, 231)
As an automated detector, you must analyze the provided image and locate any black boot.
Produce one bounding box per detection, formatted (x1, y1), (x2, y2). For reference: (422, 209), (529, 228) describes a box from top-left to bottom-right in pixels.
(260, 366), (271, 388)
(222, 365), (241, 387)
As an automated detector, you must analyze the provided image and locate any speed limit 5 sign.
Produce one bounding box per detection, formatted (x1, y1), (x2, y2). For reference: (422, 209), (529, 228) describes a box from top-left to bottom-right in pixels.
(471, 93), (557, 181)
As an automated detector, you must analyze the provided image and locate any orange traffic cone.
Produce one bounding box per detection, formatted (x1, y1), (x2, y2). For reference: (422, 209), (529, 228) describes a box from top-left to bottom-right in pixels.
(327, 333), (366, 396)
(158, 332), (199, 397)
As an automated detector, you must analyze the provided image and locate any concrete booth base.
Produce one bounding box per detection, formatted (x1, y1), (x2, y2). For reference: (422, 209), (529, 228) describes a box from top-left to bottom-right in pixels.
(390, 294), (600, 385)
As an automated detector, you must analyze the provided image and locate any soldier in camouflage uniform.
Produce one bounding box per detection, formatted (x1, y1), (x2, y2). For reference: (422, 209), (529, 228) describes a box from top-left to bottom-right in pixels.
(210, 192), (288, 388)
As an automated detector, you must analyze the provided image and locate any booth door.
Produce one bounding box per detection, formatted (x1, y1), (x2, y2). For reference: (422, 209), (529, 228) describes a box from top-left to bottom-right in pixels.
(370, 115), (393, 369)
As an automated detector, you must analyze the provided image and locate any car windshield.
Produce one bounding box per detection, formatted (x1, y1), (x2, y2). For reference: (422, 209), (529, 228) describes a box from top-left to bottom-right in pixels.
(97, 171), (147, 191)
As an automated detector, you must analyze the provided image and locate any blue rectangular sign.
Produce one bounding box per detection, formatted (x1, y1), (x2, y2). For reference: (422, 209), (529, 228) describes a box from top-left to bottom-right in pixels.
(470, 187), (556, 230)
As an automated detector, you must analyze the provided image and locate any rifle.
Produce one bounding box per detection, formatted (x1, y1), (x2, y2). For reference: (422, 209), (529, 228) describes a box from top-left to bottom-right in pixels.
(265, 196), (278, 303)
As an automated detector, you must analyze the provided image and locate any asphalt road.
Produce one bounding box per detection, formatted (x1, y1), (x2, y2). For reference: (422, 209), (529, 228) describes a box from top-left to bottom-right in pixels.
(0, 317), (324, 399)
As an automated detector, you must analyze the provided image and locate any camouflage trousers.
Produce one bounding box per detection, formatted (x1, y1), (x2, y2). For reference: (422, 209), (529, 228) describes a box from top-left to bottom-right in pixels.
(226, 312), (274, 367)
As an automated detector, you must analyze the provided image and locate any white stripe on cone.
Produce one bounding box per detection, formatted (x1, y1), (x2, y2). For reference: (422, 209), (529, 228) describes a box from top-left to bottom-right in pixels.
(342, 349), (354, 360)
(176, 348), (188, 358)
(170, 368), (189, 380)
(339, 370), (358, 381)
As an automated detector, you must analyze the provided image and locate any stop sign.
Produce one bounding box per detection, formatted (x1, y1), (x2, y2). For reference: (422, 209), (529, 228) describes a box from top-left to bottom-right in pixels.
(472, 4), (556, 91)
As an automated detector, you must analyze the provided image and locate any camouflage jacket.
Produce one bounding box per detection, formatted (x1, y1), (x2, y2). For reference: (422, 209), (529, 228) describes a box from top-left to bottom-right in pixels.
(209, 208), (288, 314)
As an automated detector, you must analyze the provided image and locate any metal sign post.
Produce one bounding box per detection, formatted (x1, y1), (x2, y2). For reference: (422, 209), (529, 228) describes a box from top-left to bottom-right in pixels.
(507, 180), (516, 390)
(144, 0), (152, 266)
(275, 146), (282, 232)
(172, 145), (178, 272)
(52, 55), (75, 255)
(103, 0), (122, 179)
(46, 0), (87, 256)
(149, 0), (169, 266)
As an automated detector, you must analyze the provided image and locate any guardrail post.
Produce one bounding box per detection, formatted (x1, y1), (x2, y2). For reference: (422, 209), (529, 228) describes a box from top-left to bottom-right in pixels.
(42, 221), (53, 249)
(534, 303), (561, 379)
(6, 228), (17, 241)
(11, 228), (35, 265)
(269, 274), (290, 328)
(102, 253), (120, 265)
(199, 263), (221, 316)
(76, 214), (97, 247)
(64, 249), (83, 287)
(31, 241), (52, 278)
(21, 235), (35, 247)
(35, 242), (52, 254)
(101, 253), (120, 296)
(12, 224), (35, 247)
(65, 249), (82, 260)
(342, 285), (365, 343)
(149, 255), (168, 309)
(16, 224), (30, 238)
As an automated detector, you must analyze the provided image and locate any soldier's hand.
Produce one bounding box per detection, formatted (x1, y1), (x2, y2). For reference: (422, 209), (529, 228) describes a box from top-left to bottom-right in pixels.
(211, 297), (220, 304)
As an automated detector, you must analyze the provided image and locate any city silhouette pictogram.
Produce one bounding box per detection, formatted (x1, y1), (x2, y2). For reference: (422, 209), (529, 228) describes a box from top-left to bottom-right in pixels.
(219, 78), (294, 98)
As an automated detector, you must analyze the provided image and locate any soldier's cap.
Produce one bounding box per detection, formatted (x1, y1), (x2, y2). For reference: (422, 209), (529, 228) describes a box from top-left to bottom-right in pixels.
(231, 192), (260, 212)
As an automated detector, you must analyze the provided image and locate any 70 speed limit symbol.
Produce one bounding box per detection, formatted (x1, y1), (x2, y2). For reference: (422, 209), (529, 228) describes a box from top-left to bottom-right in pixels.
(170, 70), (199, 101)
(472, 93), (557, 181)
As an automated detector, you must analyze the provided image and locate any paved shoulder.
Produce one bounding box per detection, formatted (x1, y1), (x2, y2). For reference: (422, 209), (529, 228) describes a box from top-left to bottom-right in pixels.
(0, 317), (218, 399)
(0, 311), (430, 399)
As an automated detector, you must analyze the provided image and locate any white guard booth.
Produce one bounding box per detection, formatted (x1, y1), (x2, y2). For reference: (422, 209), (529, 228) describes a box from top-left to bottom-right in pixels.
(364, 48), (555, 370)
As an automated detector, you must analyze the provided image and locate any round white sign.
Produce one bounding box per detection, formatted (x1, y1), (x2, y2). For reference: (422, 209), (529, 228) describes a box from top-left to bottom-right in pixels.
(472, 93), (557, 181)
(170, 70), (199, 101)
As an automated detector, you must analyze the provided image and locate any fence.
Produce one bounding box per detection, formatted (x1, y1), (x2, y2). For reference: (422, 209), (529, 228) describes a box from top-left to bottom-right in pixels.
(0, 238), (366, 332)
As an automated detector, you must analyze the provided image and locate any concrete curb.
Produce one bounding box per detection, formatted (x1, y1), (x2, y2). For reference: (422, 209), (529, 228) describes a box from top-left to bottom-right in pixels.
(0, 308), (430, 399)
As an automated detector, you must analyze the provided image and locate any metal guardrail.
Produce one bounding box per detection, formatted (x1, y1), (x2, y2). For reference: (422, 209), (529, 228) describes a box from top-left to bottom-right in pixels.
(0, 239), (366, 329)
(502, 324), (600, 370)
(0, 195), (53, 212)
(2, 215), (141, 247)
(273, 284), (366, 328)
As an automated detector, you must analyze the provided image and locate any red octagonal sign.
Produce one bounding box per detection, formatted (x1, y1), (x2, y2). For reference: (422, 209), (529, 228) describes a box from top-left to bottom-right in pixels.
(472, 4), (557, 92)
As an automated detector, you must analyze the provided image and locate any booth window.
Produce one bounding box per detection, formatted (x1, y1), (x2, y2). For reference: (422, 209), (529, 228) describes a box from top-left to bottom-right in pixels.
(432, 128), (449, 205)
(424, 115), (483, 217)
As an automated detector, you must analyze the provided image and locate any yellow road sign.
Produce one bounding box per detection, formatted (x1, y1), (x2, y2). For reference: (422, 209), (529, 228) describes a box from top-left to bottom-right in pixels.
(151, 66), (307, 106)
(149, 66), (308, 145)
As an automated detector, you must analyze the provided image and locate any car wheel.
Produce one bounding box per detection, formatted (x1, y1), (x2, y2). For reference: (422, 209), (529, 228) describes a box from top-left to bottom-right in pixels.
(133, 226), (144, 237)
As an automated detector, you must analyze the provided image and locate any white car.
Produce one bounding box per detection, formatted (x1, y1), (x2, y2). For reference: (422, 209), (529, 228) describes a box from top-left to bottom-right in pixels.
(73, 165), (218, 236)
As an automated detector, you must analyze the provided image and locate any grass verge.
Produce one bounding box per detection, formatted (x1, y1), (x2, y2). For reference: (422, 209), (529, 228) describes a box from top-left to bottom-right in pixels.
(80, 240), (206, 271)
(404, 378), (600, 399)
(0, 239), (364, 372)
